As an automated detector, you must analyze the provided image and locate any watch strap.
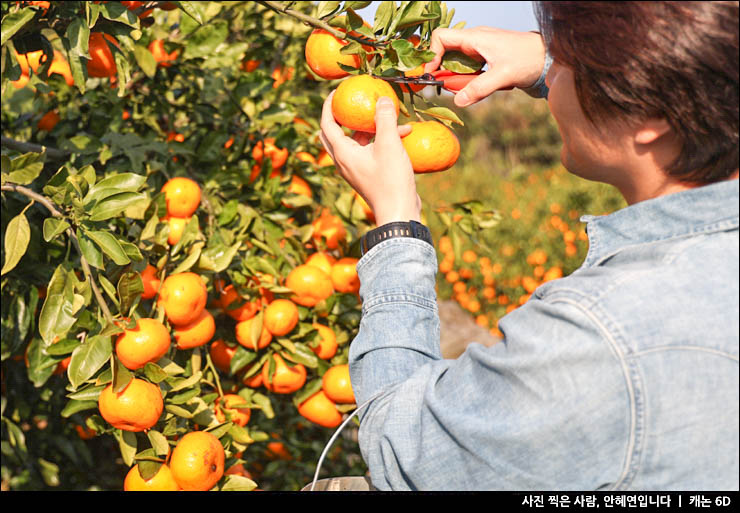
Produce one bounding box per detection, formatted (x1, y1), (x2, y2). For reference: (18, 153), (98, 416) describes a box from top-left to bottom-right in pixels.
(360, 220), (433, 256)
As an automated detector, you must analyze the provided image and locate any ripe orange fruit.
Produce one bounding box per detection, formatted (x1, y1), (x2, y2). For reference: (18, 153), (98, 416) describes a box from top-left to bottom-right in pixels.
(543, 267), (563, 282)
(310, 323), (338, 360)
(115, 318), (171, 370)
(98, 378), (163, 432)
(161, 177), (201, 218)
(37, 110), (60, 132)
(401, 121), (460, 173)
(312, 208), (346, 250)
(121, 0), (153, 17)
(170, 431), (225, 491)
(252, 138), (288, 170)
(261, 353), (307, 394)
(214, 394), (251, 427)
(242, 363), (264, 388)
(148, 39), (179, 67)
(265, 441), (292, 461)
(162, 215), (192, 246)
(304, 22), (370, 80)
(305, 252), (336, 276)
(12, 48), (74, 88)
(295, 151), (317, 165)
(271, 66), (294, 88)
(173, 309), (215, 349)
(353, 191), (375, 222)
(219, 284), (262, 322)
(330, 257), (360, 294)
(438, 235), (453, 254)
(166, 131), (185, 143)
(263, 299), (299, 336)
(241, 59), (260, 72)
(286, 264), (334, 308)
(158, 272), (208, 326)
(298, 390), (343, 428)
(87, 32), (119, 78)
(332, 75), (400, 133)
(286, 174), (313, 199)
(209, 339), (237, 373)
(140, 264), (161, 300)
(235, 316), (272, 350)
(322, 364), (355, 404)
(317, 150), (334, 167)
(74, 423), (96, 440)
(462, 250), (477, 264)
(526, 249), (548, 266)
(124, 464), (180, 491)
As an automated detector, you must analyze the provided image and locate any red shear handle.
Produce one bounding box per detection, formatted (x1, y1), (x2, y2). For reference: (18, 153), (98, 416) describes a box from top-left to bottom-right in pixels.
(431, 69), (514, 93)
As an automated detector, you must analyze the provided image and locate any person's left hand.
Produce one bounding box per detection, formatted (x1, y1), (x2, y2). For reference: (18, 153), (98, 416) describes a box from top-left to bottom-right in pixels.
(319, 91), (422, 227)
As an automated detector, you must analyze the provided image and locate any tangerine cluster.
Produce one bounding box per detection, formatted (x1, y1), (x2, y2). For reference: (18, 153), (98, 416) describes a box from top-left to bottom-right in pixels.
(303, 18), (461, 174)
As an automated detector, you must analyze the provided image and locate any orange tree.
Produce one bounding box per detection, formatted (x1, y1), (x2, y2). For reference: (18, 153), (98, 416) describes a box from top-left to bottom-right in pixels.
(0, 1), (490, 491)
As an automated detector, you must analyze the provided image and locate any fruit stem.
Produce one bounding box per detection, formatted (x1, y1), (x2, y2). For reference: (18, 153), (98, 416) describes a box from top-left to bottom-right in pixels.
(257, 1), (385, 48)
(1, 136), (68, 160)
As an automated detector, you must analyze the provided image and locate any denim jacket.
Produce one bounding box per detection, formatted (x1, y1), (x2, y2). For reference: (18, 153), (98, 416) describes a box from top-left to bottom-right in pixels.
(349, 179), (739, 491)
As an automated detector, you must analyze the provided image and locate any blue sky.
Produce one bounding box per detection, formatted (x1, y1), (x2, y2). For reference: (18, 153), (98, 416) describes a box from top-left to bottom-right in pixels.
(357, 1), (540, 32)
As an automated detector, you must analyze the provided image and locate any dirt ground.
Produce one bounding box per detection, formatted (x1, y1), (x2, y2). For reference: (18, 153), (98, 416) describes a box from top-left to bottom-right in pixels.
(438, 300), (501, 359)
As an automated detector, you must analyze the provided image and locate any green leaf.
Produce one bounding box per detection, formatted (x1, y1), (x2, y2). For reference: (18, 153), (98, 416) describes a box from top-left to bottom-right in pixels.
(170, 237), (201, 271)
(88, 192), (148, 221)
(183, 20), (228, 60)
(146, 430), (170, 457)
(117, 272), (143, 315)
(1, 8), (37, 46)
(84, 173), (147, 205)
(178, 1), (204, 24)
(316, 1), (341, 19)
(134, 44), (157, 78)
(414, 106), (465, 126)
(85, 230), (131, 266)
(77, 229), (104, 269)
(66, 384), (105, 402)
(7, 161), (44, 185)
(120, 430), (138, 467)
(197, 242), (240, 273)
(38, 266), (84, 345)
(221, 475), (259, 492)
(441, 50), (484, 73)
(25, 337), (58, 387)
(60, 399), (98, 418)
(67, 335), (113, 390)
(373, 1), (395, 34)
(1, 212), (31, 275)
(43, 218), (70, 242)
(143, 362), (169, 384)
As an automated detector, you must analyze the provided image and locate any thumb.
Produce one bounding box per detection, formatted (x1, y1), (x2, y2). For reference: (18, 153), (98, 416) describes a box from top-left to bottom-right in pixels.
(374, 96), (402, 149)
(454, 70), (513, 107)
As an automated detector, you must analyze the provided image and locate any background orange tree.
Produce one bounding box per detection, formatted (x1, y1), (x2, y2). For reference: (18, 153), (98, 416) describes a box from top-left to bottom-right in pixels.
(1, 1), (625, 491)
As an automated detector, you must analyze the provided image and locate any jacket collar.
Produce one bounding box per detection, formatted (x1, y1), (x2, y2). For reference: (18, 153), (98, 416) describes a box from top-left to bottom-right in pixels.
(581, 179), (739, 267)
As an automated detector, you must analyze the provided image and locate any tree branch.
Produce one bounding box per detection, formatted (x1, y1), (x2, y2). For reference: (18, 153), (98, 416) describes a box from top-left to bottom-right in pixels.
(1, 183), (114, 324)
(1, 136), (69, 160)
(256, 1), (385, 48)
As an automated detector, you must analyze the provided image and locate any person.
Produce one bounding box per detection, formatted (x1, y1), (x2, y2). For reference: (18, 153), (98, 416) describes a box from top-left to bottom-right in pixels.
(319, 1), (739, 491)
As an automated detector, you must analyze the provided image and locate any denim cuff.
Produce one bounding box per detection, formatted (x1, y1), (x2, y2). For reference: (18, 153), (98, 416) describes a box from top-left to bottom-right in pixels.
(520, 45), (552, 99)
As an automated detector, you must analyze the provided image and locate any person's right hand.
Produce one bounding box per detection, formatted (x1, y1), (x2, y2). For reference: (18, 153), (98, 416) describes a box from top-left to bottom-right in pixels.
(425, 27), (547, 107)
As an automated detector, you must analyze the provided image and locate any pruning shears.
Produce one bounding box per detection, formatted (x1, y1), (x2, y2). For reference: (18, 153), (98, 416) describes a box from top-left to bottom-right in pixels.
(379, 69), (484, 93)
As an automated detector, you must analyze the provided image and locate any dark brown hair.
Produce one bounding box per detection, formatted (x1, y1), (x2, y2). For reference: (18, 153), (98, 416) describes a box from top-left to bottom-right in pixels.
(535, 1), (739, 184)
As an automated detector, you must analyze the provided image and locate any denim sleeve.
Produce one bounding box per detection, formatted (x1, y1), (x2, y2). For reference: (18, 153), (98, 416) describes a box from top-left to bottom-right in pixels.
(349, 239), (630, 491)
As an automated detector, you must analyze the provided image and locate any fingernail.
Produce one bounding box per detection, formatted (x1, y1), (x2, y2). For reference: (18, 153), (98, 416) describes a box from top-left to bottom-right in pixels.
(377, 96), (394, 109)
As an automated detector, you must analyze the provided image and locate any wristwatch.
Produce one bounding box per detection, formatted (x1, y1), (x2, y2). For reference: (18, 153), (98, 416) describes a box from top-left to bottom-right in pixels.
(360, 220), (433, 256)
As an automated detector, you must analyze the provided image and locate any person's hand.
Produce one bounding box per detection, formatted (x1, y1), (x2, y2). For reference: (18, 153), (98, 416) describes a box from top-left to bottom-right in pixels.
(425, 27), (547, 107)
(319, 91), (421, 227)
